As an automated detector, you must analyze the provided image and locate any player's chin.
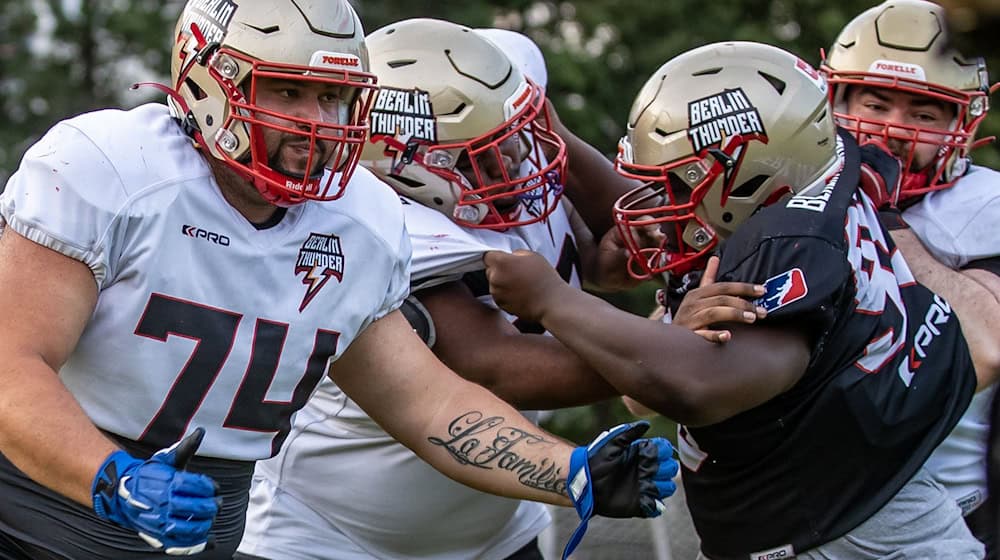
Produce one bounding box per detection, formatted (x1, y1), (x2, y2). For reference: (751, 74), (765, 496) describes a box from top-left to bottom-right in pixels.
(281, 150), (331, 177)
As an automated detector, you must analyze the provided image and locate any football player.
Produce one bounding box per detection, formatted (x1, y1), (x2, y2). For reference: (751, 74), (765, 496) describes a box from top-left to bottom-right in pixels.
(823, 1), (1000, 554)
(0, 3), (679, 559)
(237, 20), (762, 560)
(483, 41), (984, 558)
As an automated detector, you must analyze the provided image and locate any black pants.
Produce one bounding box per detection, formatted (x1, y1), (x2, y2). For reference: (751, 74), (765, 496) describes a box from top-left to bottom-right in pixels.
(0, 439), (253, 560)
(966, 503), (997, 560)
(232, 537), (544, 560)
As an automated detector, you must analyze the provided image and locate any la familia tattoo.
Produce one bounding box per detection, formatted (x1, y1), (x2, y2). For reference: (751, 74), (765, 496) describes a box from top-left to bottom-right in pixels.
(428, 411), (567, 495)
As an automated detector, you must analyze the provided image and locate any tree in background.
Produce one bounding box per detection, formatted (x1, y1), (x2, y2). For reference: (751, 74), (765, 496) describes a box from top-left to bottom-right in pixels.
(0, 0), (181, 184)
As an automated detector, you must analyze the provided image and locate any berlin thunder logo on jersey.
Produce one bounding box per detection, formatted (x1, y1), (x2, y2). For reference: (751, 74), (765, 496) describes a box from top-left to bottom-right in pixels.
(687, 88), (766, 153)
(370, 87), (436, 144)
(295, 233), (345, 312)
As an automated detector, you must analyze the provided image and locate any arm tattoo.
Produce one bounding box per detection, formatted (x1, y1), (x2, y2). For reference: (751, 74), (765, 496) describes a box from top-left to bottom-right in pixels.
(428, 411), (567, 496)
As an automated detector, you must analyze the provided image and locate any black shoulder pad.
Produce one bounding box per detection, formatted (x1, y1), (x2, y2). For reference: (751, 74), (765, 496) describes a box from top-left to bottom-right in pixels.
(399, 295), (436, 347)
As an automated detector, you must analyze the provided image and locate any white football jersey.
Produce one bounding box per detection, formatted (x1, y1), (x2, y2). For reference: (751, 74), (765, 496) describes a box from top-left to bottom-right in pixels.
(907, 165), (1000, 514)
(241, 187), (581, 559)
(905, 165), (1000, 269)
(0, 104), (410, 461)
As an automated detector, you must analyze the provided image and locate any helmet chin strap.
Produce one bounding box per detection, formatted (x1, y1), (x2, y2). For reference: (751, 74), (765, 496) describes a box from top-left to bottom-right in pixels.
(268, 157), (324, 184)
(901, 167), (931, 193)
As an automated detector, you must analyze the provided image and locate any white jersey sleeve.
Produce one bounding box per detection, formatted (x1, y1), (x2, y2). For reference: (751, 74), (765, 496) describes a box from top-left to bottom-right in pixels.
(907, 166), (1000, 514)
(350, 170), (411, 325)
(401, 197), (531, 289)
(904, 165), (1000, 268)
(1, 107), (200, 286)
(2, 104), (412, 461)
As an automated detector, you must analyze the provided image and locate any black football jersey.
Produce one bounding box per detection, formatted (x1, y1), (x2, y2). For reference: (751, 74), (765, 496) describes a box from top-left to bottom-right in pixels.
(681, 130), (976, 559)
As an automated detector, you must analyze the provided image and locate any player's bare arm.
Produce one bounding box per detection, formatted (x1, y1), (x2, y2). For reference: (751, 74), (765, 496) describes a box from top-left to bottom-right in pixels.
(327, 309), (671, 505)
(412, 281), (619, 410)
(623, 256), (766, 416)
(485, 249), (807, 426)
(0, 228), (115, 505)
(892, 228), (1000, 390)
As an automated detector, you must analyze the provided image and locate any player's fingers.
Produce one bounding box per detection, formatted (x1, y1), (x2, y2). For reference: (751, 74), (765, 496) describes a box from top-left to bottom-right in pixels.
(171, 428), (205, 469)
(483, 250), (506, 268)
(166, 496), (219, 520)
(693, 328), (732, 343)
(160, 518), (213, 541)
(692, 304), (760, 326)
(170, 473), (219, 498)
(699, 256), (720, 287)
(692, 281), (765, 299)
(689, 294), (759, 315)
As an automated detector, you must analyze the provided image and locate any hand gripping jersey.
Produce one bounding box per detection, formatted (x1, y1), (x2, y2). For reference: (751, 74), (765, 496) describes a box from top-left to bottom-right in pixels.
(240, 183), (580, 559)
(679, 131), (976, 559)
(907, 165), (1000, 515)
(0, 104), (410, 554)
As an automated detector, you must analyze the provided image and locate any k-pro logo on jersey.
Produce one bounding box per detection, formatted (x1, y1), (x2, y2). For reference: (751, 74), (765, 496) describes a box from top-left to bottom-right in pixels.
(182, 224), (230, 246)
(753, 268), (808, 312)
(295, 233), (345, 312)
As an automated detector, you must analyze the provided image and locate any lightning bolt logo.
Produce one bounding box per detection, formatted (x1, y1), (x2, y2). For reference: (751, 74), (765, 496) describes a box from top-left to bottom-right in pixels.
(295, 233), (345, 312)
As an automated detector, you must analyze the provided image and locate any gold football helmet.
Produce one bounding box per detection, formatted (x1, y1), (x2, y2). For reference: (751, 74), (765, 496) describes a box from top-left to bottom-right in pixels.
(164, 0), (377, 206)
(615, 41), (840, 278)
(822, 0), (992, 199)
(360, 18), (566, 229)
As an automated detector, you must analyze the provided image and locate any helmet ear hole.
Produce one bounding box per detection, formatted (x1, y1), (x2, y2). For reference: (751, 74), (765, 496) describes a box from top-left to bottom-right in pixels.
(757, 71), (786, 94)
(387, 174), (424, 189)
(731, 174), (769, 198)
(185, 78), (208, 101)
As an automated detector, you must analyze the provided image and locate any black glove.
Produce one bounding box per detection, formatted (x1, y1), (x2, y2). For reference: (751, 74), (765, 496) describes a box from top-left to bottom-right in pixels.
(562, 421), (678, 559)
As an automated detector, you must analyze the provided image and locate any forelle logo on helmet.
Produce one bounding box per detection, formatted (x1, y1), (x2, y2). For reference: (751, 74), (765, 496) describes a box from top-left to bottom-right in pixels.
(502, 81), (533, 121)
(875, 62), (916, 74)
(183, 0), (238, 44)
(868, 60), (926, 82)
(686, 88), (766, 153)
(309, 51), (362, 70)
(370, 88), (437, 143)
(295, 233), (346, 312)
(181, 224), (231, 246)
(322, 55), (358, 67)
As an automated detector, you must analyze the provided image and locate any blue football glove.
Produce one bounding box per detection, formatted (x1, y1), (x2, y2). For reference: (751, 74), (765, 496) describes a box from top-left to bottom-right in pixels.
(562, 421), (678, 559)
(92, 428), (221, 556)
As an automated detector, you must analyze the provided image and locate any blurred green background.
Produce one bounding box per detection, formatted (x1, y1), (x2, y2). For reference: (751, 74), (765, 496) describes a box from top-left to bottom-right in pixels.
(2, 0), (997, 444)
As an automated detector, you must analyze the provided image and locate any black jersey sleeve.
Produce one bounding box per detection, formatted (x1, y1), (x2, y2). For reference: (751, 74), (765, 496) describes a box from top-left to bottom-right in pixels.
(716, 228), (851, 345)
